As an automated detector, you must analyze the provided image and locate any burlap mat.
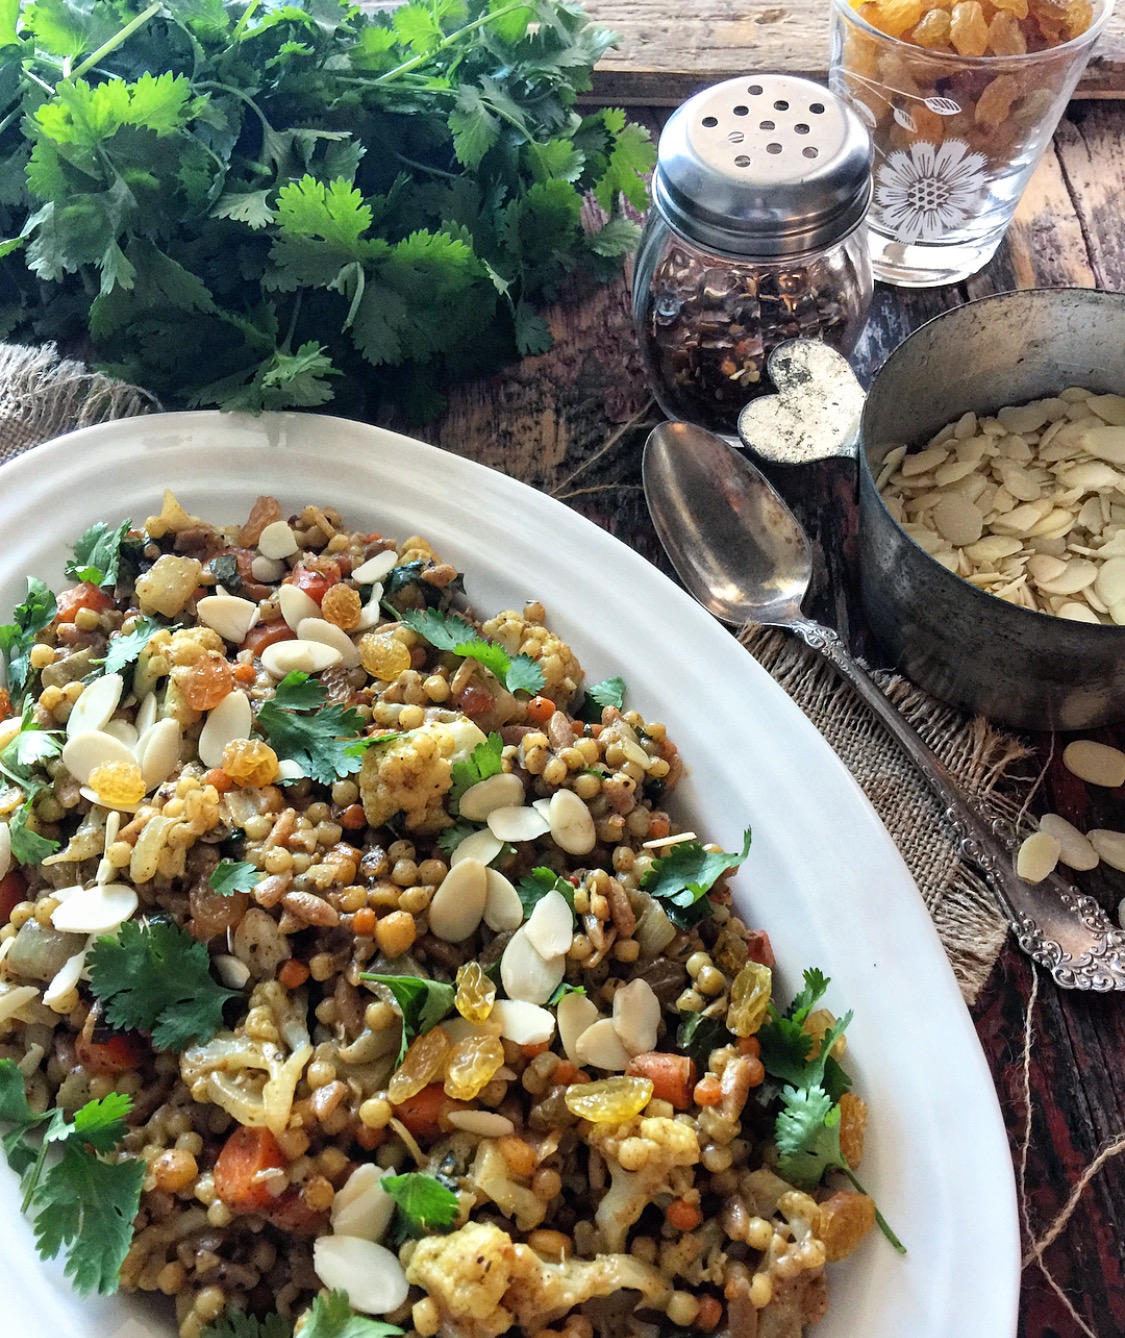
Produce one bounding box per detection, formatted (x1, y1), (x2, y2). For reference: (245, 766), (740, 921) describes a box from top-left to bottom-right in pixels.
(0, 342), (1029, 1002)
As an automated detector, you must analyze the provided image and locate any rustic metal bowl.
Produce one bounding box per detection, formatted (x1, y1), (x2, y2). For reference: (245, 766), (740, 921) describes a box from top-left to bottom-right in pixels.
(858, 287), (1125, 733)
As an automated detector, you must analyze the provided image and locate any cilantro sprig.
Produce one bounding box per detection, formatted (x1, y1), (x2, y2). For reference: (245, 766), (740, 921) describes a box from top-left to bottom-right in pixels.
(256, 672), (368, 785)
(101, 615), (166, 675)
(0, 0), (653, 421)
(579, 675), (626, 720)
(360, 973), (455, 1063)
(209, 859), (259, 897)
(381, 1171), (460, 1238)
(760, 970), (905, 1253)
(0, 1059), (145, 1296)
(399, 609), (545, 695)
(640, 827), (752, 928)
(64, 519), (132, 588)
(0, 577), (57, 699)
(0, 704), (62, 865)
(87, 919), (240, 1050)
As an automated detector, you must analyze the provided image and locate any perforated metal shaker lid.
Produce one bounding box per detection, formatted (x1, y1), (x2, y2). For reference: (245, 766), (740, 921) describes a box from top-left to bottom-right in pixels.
(652, 74), (873, 259)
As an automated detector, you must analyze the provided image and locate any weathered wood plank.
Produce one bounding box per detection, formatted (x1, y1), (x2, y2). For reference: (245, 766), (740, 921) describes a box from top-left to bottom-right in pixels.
(583, 0), (1125, 104)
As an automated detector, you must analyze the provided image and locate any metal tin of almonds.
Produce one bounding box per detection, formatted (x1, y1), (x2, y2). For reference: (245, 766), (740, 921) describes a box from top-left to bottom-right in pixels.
(858, 287), (1125, 733)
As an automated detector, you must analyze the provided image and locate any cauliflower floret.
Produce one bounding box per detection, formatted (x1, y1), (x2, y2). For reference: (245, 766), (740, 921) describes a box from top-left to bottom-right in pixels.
(470, 1138), (548, 1231)
(406, 1220), (522, 1338)
(585, 1116), (701, 1251)
(359, 716), (486, 832)
(134, 554), (203, 618)
(405, 1220), (673, 1338)
(479, 611), (582, 710)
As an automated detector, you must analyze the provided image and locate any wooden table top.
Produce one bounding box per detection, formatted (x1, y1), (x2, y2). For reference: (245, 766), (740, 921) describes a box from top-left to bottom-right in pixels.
(583, 0), (1125, 103)
(420, 95), (1125, 1338)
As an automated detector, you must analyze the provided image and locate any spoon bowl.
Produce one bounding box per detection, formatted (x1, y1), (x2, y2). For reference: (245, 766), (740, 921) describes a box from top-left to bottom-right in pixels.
(642, 418), (1125, 991)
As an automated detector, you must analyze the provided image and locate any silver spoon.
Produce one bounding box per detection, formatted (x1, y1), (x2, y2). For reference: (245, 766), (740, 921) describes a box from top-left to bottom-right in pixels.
(643, 419), (1125, 992)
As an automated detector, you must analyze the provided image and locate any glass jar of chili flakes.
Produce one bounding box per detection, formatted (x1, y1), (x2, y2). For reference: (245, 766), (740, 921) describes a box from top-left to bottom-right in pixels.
(632, 74), (874, 435)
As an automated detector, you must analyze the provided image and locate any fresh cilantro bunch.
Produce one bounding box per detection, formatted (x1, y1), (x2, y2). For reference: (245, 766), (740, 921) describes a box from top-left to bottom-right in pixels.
(399, 608), (545, 695)
(0, 0), (653, 421)
(0, 1059), (145, 1295)
(255, 671), (368, 784)
(759, 969), (905, 1253)
(640, 827), (752, 928)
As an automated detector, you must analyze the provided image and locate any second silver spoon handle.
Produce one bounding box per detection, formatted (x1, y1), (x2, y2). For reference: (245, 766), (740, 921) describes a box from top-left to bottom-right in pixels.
(787, 617), (1125, 991)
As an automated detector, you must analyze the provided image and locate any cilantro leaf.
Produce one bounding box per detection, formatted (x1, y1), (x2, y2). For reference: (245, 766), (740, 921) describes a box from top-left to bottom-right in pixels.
(517, 867), (576, 917)
(0, 704), (62, 785)
(202, 1311), (292, 1338)
(301, 1289), (405, 1338)
(587, 677), (626, 711)
(101, 615), (165, 675)
(548, 981), (587, 1006)
(0, 577), (57, 697)
(87, 920), (239, 1050)
(758, 969), (852, 1100)
(210, 859), (259, 897)
(0, 1059), (144, 1295)
(450, 732), (503, 809)
(438, 820), (476, 857)
(380, 1171), (460, 1237)
(639, 827), (752, 928)
(8, 797), (60, 865)
(360, 974), (454, 1063)
(774, 1083), (842, 1188)
(64, 518), (131, 587)
(32, 1142), (146, 1294)
(676, 1013), (732, 1069)
(256, 673), (367, 785)
(398, 610), (545, 695)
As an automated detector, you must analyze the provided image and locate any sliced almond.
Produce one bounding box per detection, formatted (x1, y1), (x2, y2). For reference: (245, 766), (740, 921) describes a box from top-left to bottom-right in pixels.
(197, 594), (260, 645)
(1075, 423), (1125, 464)
(499, 925), (565, 1005)
(66, 673), (124, 738)
(574, 1017), (632, 1072)
(1015, 831), (1060, 883)
(450, 828), (503, 868)
(51, 882), (138, 935)
(278, 584), (321, 630)
(258, 520), (300, 561)
(557, 991), (601, 1063)
(297, 616), (361, 669)
(1062, 739), (1125, 788)
(489, 998), (557, 1047)
(446, 1110), (517, 1137)
(251, 555), (287, 583)
(612, 978), (661, 1056)
(213, 953), (252, 990)
(312, 1236), (408, 1316)
(198, 690), (252, 770)
(548, 788), (596, 856)
(351, 551), (399, 584)
(459, 773), (525, 822)
(332, 1164), (396, 1242)
(429, 858), (488, 942)
(487, 805), (551, 843)
(137, 717), (182, 792)
(483, 868), (524, 931)
(61, 730), (138, 784)
(261, 639), (342, 679)
(1039, 813), (1099, 872)
(524, 888), (573, 958)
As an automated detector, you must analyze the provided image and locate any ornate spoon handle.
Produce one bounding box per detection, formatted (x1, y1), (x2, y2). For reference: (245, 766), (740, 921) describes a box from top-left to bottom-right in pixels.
(788, 617), (1125, 991)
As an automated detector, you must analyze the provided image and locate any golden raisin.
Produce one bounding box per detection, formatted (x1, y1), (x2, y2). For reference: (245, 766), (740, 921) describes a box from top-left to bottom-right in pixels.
(866, 0), (925, 36)
(815, 1191), (877, 1262)
(87, 761), (146, 807)
(987, 11), (1027, 53)
(564, 1076), (654, 1123)
(320, 584), (363, 632)
(911, 7), (952, 45)
(443, 1034), (505, 1101)
(221, 738), (280, 788)
(726, 962), (772, 1038)
(949, 0), (989, 54)
(804, 1007), (847, 1060)
(388, 1026), (451, 1104)
(454, 961), (496, 1023)
(838, 1091), (869, 1168)
(359, 631), (412, 681)
(182, 652), (234, 711)
(975, 74), (1021, 129)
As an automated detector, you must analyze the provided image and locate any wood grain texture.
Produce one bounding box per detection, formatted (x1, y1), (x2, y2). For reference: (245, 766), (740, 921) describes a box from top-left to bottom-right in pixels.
(583, 0), (1125, 104)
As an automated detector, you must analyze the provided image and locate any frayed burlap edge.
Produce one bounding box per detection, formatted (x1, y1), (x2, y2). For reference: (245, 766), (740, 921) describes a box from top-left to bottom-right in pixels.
(0, 342), (158, 464)
(740, 625), (1033, 1004)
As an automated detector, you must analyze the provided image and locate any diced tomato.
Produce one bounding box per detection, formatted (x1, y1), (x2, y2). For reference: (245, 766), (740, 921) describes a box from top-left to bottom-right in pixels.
(284, 562), (341, 605)
(239, 619), (296, 656)
(213, 1125), (287, 1212)
(54, 582), (114, 624)
(74, 1028), (149, 1076)
(0, 869), (27, 924)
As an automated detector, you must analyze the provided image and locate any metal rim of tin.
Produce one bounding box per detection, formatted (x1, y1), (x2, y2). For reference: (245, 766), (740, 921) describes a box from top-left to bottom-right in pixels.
(652, 74), (874, 259)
